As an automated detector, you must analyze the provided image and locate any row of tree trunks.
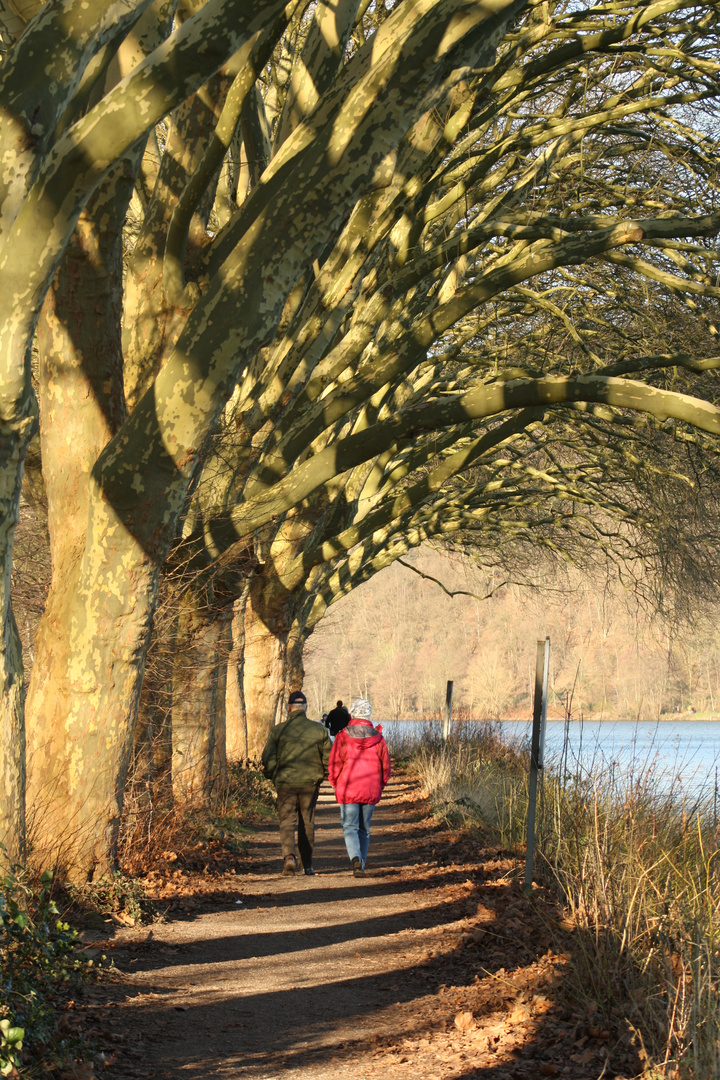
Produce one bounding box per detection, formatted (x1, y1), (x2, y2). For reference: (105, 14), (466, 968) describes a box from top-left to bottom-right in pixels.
(22, 62), (238, 877)
(128, 574), (307, 815)
(126, 571), (302, 813)
(5, 0), (529, 877)
(171, 592), (232, 806)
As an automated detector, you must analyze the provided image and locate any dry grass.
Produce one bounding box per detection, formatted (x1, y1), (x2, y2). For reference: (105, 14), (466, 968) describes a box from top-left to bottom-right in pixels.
(410, 725), (720, 1079)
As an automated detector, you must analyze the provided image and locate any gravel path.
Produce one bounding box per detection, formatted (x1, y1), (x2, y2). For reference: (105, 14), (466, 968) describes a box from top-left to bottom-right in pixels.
(76, 776), (638, 1080)
(96, 777), (463, 1080)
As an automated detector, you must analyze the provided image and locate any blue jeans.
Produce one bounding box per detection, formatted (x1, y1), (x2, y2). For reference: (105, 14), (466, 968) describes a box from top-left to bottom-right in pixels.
(339, 803), (374, 867)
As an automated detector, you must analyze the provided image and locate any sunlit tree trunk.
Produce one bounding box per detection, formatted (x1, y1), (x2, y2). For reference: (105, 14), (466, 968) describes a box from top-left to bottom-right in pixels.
(132, 614), (176, 808)
(241, 513), (321, 757)
(122, 67), (230, 408)
(242, 575), (288, 761)
(25, 165), (134, 875)
(284, 621), (306, 699)
(172, 594), (232, 807)
(226, 590), (250, 763)
(27, 517), (159, 878)
(212, 635), (229, 796)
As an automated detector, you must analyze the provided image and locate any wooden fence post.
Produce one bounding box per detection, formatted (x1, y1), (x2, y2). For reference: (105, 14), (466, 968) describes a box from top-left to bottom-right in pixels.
(525, 637), (550, 895)
(443, 680), (454, 743)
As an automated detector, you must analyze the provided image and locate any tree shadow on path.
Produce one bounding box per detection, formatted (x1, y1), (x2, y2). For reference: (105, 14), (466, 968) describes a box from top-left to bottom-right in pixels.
(94, 777), (640, 1080)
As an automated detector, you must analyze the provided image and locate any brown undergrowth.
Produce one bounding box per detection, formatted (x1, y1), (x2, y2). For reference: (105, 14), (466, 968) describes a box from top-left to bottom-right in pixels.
(3, 767), (277, 1076)
(53, 765), (278, 931)
(405, 726), (720, 1080)
(118, 765), (275, 879)
(118, 765), (276, 918)
(366, 801), (643, 1080)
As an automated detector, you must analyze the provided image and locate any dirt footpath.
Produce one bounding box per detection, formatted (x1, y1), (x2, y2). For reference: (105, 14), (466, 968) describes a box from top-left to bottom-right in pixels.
(75, 777), (640, 1080)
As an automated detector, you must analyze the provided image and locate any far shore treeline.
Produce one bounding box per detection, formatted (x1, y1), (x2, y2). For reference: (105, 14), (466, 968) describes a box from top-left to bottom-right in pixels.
(305, 552), (720, 723)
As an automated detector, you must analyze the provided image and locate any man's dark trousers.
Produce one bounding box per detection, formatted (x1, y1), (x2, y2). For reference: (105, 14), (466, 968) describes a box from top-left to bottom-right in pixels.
(276, 785), (320, 868)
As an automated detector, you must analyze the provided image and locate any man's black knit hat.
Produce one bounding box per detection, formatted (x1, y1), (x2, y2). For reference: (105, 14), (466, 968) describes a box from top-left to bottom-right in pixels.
(288, 690), (307, 707)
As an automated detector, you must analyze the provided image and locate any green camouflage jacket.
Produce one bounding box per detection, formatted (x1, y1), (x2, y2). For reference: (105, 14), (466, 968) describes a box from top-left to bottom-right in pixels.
(261, 711), (331, 788)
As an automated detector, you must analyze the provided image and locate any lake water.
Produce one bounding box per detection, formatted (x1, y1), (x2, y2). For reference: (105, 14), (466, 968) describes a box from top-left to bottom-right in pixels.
(381, 718), (720, 799)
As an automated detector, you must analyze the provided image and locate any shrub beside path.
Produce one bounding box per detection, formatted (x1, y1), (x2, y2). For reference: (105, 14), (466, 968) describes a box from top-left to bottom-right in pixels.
(74, 775), (641, 1080)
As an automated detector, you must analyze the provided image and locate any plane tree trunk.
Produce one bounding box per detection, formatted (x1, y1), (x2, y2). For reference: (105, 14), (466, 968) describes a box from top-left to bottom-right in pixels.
(242, 517), (317, 758)
(242, 575), (288, 762)
(25, 165), (133, 876)
(172, 591), (232, 808)
(0, 401), (35, 861)
(226, 588), (251, 763)
(130, 612), (176, 814)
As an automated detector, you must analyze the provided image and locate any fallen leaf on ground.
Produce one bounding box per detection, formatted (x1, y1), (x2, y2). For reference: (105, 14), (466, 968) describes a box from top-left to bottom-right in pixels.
(509, 1005), (531, 1024)
(109, 911), (135, 927)
(454, 1010), (476, 1032)
(533, 995), (553, 1011)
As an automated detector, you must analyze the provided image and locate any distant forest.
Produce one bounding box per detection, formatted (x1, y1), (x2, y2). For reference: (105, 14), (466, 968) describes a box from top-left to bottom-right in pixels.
(304, 547), (720, 722)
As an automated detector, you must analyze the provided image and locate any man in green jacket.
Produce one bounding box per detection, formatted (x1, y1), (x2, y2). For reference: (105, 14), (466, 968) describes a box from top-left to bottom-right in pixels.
(261, 690), (331, 876)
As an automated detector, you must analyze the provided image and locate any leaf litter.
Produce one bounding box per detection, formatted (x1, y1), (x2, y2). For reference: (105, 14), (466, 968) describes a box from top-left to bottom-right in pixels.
(51, 775), (644, 1080)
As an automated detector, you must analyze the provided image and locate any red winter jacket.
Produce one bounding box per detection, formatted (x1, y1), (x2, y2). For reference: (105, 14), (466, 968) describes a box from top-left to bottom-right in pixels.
(328, 718), (391, 805)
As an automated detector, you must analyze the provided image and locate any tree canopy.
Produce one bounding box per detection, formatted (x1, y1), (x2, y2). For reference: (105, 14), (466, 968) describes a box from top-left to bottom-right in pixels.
(0, 0), (719, 876)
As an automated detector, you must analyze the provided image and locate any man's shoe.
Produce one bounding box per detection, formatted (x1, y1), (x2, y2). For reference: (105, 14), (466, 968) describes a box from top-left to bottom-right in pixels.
(352, 857), (365, 878)
(304, 866), (315, 876)
(282, 855), (297, 876)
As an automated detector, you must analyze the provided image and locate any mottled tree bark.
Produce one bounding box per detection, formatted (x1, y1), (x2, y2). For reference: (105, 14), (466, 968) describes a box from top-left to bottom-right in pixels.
(132, 616), (176, 809)
(172, 595), (232, 808)
(284, 622), (306, 700)
(239, 583), (313, 761)
(122, 68), (231, 409)
(273, 0), (362, 148)
(211, 633), (229, 797)
(240, 509), (322, 757)
(28, 505), (159, 878)
(226, 590), (250, 763)
(25, 164), (132, 873)
(242, 576), (288, 762)
(0, 409), (34, 861)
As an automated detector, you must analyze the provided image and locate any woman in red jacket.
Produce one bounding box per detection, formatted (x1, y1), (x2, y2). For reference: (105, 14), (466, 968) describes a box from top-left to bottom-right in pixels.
(328, 698), (391, 877)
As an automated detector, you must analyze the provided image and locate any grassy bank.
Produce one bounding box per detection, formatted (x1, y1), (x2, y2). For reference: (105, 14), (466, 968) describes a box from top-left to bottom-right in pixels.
(398, 724), (720, 1079)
